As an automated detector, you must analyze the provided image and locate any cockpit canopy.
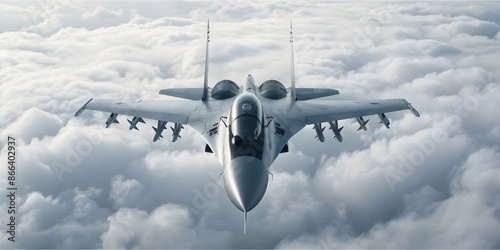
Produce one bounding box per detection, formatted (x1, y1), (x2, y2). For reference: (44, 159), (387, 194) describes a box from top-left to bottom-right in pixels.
(211, 80), (240, 100)
(230, 93), (262, 120)
(230, 93), (263, 143)
(259, 80), (287, 99)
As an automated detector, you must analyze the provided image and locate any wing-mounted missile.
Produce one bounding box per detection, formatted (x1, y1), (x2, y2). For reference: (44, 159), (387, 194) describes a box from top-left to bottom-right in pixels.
(328, 120), (343, 142)
(170, 123), (184, 142)
(105, 113), (119, 128)
(152, 121), (167, 142)
(127, 116), (145, 130)
(313, 123), (325, 142)
(356, 117), (369, 131)
(378, 113), (390, 129)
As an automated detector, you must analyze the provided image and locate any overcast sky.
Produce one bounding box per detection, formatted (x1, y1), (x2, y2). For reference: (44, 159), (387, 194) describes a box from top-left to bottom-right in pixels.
(1, 0), (500, 248)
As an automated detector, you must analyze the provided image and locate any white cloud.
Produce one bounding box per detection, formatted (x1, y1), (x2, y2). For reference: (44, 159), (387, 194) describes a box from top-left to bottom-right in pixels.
(442, 19), (500, 38)
(278, 148), (500, 248)
(82, 6), (124, 20)
(109, 175), (144, 208)
(101, 204), (196, 248)
(0, 1), (499, 248)
(0, 108), (63, 143)
(7, 188), (109, 248)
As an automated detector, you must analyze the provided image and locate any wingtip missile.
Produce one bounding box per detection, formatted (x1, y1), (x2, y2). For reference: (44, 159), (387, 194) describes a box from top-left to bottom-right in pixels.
(74, 98), (93, 117)
(402, 99), (420, 117)
(408, 104), (420, 117)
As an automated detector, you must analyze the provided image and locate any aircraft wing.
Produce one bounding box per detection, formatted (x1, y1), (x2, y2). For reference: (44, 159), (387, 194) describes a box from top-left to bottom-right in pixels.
(296, 98), (420, 124)
(262, 98), (419, 159)
(75, 97), (233, 160)
(75, 98), (197, 124)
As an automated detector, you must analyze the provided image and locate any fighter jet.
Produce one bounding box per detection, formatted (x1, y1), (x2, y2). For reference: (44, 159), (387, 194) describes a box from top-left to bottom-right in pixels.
(74, 21), (420, 233)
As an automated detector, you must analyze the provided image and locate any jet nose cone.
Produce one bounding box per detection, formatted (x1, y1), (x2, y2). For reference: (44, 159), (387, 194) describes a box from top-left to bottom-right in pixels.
(224, 156), (269, 212)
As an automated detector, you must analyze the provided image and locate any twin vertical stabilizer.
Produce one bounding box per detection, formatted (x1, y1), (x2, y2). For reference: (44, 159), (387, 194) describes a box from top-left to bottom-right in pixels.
(202, 20), (210, 101)
(290, 20), (297, 101)
(202, 20), (297, 102)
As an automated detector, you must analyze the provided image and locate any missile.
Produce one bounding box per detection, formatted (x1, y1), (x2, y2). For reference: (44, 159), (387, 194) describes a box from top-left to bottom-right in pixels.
(152, 120), (167, 142)
(402, 99), (420, 117)
(328, 120), (343, 142)
(127, 116), (145, 130)
(378, 113), (390, 129)
(74, 98), (93, 117)
(356, 117), (369, 131)
(313, 123), (325, 142)
(105, 113), (119, 128)
(170, 123), (184, 142)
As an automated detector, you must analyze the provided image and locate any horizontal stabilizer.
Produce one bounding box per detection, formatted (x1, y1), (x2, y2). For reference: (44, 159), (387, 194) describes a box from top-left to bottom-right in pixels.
(295, 88), (340, 100)
(159, 88), (205, 100)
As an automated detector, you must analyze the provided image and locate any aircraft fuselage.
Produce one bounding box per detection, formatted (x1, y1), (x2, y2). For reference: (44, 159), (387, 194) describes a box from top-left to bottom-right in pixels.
(222, 74), (270, 212)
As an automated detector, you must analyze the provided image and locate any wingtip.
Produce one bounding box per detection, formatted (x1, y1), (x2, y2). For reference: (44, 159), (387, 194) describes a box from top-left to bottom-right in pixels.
(402, 99), (420, 117)
(74, 98), (93, 117)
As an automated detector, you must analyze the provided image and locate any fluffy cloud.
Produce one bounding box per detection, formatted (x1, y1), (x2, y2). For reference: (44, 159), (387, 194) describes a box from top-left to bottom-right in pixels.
(101, 204), (196, 248)
(278, 148), (500, 248)
(109, 175), (144, 208)
(82, 6), (124, 21)
(0, 1), (499, 248)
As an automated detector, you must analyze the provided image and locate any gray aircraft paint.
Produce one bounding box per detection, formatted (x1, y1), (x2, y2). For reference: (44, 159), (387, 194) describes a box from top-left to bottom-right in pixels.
(74, 21), (419, 233)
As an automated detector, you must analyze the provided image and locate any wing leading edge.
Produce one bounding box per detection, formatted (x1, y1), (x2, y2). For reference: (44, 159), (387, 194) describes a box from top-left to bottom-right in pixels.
(296, 98), (420, 125)
(74, 98), (197, 124)
(263, 97), (419, 159)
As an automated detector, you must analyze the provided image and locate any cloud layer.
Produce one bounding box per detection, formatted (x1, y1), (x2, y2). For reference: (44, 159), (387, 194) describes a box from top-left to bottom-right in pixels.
(1, 1), (499, 248)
